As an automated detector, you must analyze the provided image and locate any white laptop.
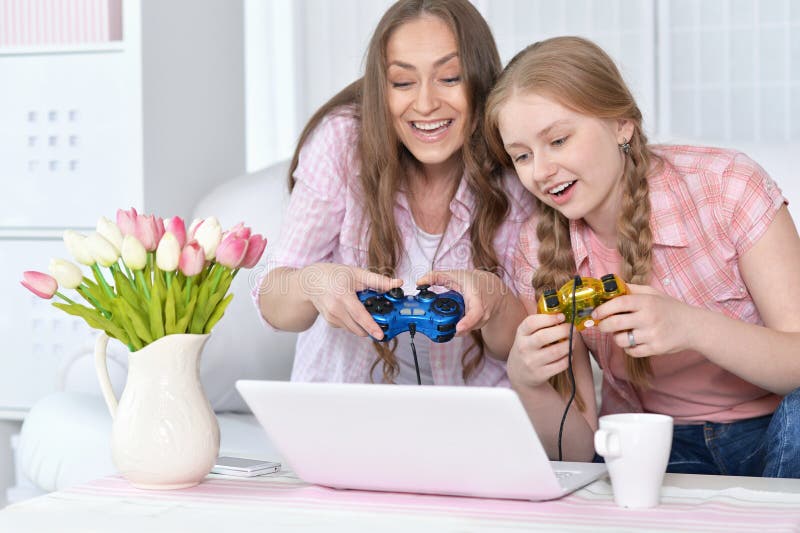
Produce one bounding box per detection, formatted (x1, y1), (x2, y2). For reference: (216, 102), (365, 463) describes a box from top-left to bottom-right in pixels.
(235, 380), (606, 501)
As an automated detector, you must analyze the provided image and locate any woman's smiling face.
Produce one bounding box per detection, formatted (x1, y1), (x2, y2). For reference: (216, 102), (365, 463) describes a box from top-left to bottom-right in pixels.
(385, 15), (469, 175)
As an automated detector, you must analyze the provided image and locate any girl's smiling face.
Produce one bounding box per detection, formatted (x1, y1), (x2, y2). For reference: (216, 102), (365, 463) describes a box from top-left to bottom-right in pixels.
(497, 91), (634, 232)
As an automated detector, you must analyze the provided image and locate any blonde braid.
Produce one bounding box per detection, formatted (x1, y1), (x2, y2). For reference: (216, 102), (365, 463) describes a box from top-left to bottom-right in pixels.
(530, 206), (585, 410)
(617, 128), (659, 386)
(532, 206), (576, 294)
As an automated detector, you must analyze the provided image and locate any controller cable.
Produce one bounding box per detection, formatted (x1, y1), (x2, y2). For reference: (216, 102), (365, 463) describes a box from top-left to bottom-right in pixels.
(556, 275), (581, 461)
(408, 323), (422, 385)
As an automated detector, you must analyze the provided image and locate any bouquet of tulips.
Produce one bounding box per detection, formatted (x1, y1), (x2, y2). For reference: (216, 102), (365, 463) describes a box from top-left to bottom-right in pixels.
(21, 208), (266, 352)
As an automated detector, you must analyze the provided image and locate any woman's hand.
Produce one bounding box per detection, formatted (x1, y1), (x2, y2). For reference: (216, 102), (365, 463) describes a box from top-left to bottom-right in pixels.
(299, 263), (402, 339)
(416, 269), (509, 335)
(592, 283), (701, 357)
(507, 313), (577, 389)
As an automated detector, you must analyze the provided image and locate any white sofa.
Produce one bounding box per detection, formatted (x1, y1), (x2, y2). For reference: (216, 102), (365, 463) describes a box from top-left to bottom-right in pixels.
(13, 160), (298, 497)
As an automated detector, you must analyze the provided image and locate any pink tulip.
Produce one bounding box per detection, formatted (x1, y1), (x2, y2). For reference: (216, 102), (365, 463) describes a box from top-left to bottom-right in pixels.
(215, 232), (248, 268)
(165, 216), (187, 248)
(226, 222), (251, 240)
(240, 234), (266, 268)
(179, 241), (206, 277)
(116, 207), (139, 237)
(21, 271), (58, 299)
(134, 214), (162, 251)
(154, 216), (165, 243)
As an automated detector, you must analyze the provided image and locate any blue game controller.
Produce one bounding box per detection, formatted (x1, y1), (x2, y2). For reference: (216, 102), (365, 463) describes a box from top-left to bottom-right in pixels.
(357, 285), (465, 343)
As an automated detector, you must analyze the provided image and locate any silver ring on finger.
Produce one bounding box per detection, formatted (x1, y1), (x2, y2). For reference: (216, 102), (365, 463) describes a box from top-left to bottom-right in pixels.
(627, 330), (636, 348)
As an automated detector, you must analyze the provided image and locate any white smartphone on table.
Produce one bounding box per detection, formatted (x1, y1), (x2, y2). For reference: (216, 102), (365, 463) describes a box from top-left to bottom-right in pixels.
(211, 456), (282, 477)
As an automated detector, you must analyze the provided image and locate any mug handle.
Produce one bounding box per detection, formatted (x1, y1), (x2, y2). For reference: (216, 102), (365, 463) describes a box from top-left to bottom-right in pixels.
(94, 332), (118, 418)
(594, 428), (621, 458)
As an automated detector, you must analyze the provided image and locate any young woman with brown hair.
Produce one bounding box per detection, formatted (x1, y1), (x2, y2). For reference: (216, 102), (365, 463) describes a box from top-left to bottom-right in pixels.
(255, 0), (533, 386)
(484, 36), (800, 475)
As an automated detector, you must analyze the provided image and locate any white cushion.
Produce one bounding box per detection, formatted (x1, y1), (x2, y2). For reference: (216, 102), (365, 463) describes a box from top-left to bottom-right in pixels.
(192, 160), (298, 411)
(18, 393), (114, 492)
(18, 392), (278, 492)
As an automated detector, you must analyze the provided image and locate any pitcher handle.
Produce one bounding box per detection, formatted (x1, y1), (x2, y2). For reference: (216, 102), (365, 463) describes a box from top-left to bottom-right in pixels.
(94, 332), (118, 418)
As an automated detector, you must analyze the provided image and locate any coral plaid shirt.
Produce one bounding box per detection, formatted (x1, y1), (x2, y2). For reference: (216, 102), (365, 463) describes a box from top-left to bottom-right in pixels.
(514, 145), (786, 424)
(255, 109), (535, 385)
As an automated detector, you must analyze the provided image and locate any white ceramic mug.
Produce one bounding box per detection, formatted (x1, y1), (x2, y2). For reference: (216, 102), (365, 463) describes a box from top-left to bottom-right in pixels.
(594, 413), (673, 508)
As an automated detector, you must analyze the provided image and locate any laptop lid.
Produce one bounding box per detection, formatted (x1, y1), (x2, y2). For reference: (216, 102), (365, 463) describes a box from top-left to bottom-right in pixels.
(235, 380), (605, 501)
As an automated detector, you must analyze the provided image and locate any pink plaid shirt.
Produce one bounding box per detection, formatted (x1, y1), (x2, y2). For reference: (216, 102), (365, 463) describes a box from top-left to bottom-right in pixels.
(256, 109), (535, 385)
(514, 145), (786, 423)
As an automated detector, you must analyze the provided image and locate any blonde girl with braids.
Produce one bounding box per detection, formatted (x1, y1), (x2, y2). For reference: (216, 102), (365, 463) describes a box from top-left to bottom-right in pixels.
(255, 0), (534, 387)
(484, 35), (800, 475)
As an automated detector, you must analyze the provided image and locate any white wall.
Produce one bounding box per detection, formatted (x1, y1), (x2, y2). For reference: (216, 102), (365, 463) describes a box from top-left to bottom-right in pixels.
(245, 0), (659, 171)
(141, 0), (246, 220)
(244, 0), (394, 171)
(245, 0), (800, 170)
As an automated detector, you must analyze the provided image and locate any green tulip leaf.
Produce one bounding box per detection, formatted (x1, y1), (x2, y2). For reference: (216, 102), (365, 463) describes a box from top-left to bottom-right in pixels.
(204, 293), (234, 333)
(112, 269), (145, 315)
(165, 283), (177, 335)
(149, 280), (165, 339)
(190, 279), (213, 333)
(117, 298), (153, 344)
(171, 276), (186, 319)
(176, 291), (198, 334)
(52, 302), (129, 346)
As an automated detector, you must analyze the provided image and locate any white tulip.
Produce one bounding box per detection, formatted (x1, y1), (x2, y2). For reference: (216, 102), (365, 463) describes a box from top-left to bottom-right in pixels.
(193, 217), (222, 260)
(96, 216), (123, 252)
(121, 234), (147, 270)
(63, 230), (95, 266)
(86, 232), (120, 267)
(188, 218), (202, 238)
(156, 232), (181, 271)
(48, 258), (83, 289)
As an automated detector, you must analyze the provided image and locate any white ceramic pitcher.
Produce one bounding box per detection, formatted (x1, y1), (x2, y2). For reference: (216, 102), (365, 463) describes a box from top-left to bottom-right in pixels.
(94, 332), (220, 489)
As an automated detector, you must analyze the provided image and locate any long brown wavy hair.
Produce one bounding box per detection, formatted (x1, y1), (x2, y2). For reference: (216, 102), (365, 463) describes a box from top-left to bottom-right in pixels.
(485, 36), (660, 389)
(288, 0), (511, 383)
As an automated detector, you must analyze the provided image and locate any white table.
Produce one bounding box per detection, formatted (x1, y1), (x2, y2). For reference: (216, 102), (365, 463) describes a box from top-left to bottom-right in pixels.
(2, 470), (800, 532)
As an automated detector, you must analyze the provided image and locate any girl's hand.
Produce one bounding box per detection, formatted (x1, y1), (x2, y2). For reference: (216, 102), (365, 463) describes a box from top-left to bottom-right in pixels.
(300, 263), (402, 339)
(507, 313), (577, 388)
(416, 269), (508, 335)
(592, 283), (700, 357)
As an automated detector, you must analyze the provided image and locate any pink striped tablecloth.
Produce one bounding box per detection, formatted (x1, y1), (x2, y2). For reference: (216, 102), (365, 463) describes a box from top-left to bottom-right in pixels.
(2, 472), (800, 532)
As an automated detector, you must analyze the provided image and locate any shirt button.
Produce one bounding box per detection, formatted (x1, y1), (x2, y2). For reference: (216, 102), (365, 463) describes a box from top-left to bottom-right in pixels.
(663, 278), (671, 286)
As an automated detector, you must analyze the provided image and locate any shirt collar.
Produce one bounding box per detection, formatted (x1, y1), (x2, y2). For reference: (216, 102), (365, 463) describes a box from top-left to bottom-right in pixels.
(648, 160), (689, 248)
(571, 164), (689, 267)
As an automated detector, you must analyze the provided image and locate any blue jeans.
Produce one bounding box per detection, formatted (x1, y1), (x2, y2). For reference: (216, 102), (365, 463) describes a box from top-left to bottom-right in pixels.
(595, 387), (800, 478)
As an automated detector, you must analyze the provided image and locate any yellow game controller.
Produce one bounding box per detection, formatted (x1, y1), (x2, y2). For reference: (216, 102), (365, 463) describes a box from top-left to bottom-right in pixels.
(537, 274), (628, 330)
